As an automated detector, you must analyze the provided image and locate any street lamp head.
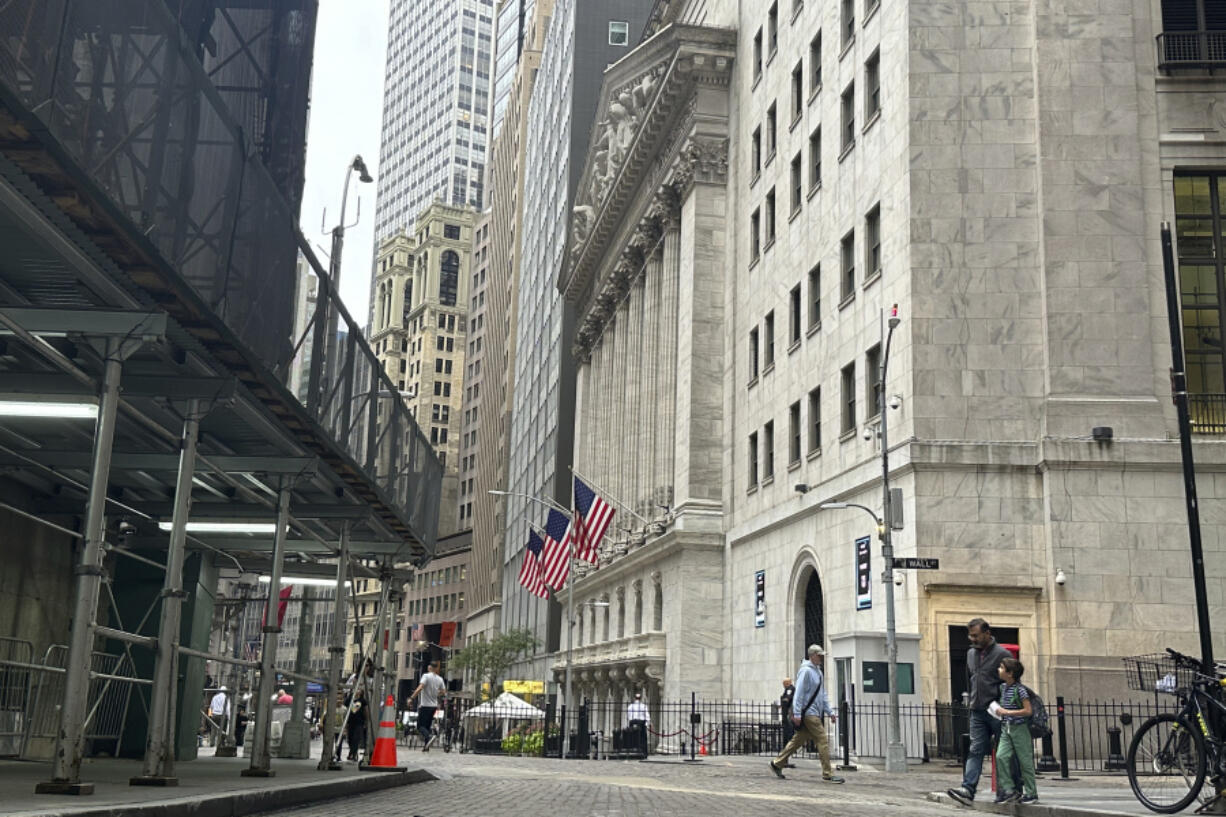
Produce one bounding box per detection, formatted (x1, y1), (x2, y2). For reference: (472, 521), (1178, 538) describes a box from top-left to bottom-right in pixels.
(352, 155), (373, 183)
(888, 303), (901, 330)
(487, 489), (509, 497)
(794, 483), (810, 495)
(820, 502), (849, 510)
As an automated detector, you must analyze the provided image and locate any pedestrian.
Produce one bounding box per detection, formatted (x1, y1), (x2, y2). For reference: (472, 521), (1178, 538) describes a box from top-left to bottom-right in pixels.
(769, 645), (843, 782)
(779, 677), (796, 763)
(208, 685), (229, 746)
(947, 617), (1012, 806)
(338, 687), (366, 761)
(627, 691), (650, 758)
(992, 658), (1039, 804)
(407, 661), (447, 751)
(234, 704), (249, 747)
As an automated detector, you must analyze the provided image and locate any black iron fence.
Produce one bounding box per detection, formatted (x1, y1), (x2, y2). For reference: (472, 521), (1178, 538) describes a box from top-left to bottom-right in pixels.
(1157, 31), (1226, 70)
(441, 694), (1182, 774)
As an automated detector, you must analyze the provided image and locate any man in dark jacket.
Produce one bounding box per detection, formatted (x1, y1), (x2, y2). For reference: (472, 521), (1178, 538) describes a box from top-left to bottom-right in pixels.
(948, 618), (1011, 806)
(779, 677), (796, 759)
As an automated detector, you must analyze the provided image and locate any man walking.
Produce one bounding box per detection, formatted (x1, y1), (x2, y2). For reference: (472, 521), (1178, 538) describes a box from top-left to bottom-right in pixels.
(947, 618), (1012, 806)
(407, 660), (446, 751)
(208, 685), (229, 746)
(769, 645), (843, 782)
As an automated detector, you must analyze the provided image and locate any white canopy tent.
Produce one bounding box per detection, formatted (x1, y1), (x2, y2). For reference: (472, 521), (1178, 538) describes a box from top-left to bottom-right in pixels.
(462, 691), (545, 720)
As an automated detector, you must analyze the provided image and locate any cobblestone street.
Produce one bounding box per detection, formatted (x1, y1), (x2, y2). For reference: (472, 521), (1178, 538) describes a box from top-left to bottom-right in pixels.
(263, 753), (966, 817)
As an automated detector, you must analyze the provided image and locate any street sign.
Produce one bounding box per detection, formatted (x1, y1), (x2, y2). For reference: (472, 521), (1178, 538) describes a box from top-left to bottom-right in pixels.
(893, 557), (939, 570)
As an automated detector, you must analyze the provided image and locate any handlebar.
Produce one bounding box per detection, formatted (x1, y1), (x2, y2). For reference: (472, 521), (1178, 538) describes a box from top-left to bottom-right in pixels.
(1166, 648), (1226, 687)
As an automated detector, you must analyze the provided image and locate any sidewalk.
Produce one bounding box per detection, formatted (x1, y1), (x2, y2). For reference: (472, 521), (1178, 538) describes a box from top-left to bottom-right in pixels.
(0, 744), (432, 817)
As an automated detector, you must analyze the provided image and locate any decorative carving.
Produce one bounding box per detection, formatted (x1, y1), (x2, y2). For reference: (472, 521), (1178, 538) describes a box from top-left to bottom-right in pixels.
(673, 136), (729, 194)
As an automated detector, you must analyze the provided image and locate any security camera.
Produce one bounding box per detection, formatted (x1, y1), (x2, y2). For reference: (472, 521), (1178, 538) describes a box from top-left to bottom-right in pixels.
(1055, 568), (1067, 586)
(862, 425), (874, 442)
(888, 394), (902, 410)
(117, 519), (137, 537)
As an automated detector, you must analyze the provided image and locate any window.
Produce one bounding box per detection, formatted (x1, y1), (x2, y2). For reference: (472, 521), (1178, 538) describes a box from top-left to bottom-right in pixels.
(866, 0), (881, 21)
(865, 50), (881, 122)
(763, 421), (775, 480)
(765, 188), (777, 245)
(789, 284), (802, 344)
(841, 230), (855, 301)
(764, 310), (776, 368)
(841, 81), (855, 152)
(866, 343), (882, 418)
(749, 327), (760, 381)
(753, 28), (763, 81)
(752, 126), (762, 177)
(841, 0), (855, 46)
(790, 153), (803, 213)
(443, 223), (461, 240)
(787, 64), (803, 130)
(1160, 1), (1226, 66)
(841, 362), (856, 433)
(439, 250), (460, 306)
(808, 386), (822, 453)
(766, 103), (778, 159)
(1174, 173), (1226, 404)
(748, 432), (760, 487)
(609, 21), (630, 46)
(768, 2), (779, 55)
(809, 31), (822, 94)
(865, 204), (882, 278)
(808, 126), (821, 190)
(437, 336), (446, 351)
(751, 208), (762, 261)
(808, 264), (821, 329)
(789, 401), (802, 465)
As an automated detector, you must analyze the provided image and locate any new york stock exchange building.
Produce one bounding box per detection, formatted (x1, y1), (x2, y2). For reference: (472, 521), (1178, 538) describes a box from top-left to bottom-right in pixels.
(550, 0), (1226, 752)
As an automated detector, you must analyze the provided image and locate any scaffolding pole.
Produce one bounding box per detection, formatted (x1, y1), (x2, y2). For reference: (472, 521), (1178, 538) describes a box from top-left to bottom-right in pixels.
(242, 482), (291, 778)
(318, 523), (348, 770)
(37, 338), (123, 796)
(133, 399), (200, 786)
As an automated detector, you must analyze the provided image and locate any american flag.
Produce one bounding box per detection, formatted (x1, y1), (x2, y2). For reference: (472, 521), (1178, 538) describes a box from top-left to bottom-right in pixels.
(573, 476), (613, 564)
(541, 509), (573, 589)
(518, 530), (549, 598)
(411, 623), (425, 642)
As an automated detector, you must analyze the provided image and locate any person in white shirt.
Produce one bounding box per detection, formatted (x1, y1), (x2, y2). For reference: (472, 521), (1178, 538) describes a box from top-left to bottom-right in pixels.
(407, 661), (447, 751)
(208, 686), (230, 745)
(627, 692), (650, 758)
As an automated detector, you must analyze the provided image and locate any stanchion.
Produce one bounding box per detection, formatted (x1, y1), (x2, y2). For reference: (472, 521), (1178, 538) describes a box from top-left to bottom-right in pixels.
(1037, 730), (1060, 772)
(684, 692), (702, 763)
(837, 700), (857, 771)
(1051, 696), (1078, 782)
(1104, 725), (1127, 771)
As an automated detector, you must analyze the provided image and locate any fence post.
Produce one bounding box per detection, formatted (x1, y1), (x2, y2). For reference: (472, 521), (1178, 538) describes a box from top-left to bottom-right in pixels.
(1037, 730), (1060, 772)
(837, 699), (857, 771)
(1104, 725), (1126, 771)
(684, 691), (702, 763)
(1052, 696), (1078, 782)
(559, 704), (567, 759)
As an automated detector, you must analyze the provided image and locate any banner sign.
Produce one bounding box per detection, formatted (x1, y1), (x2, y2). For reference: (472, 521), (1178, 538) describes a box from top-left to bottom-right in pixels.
(855, 536), (872, 610)
(754, 570), (766, 628)
(503, 680), (545, 695)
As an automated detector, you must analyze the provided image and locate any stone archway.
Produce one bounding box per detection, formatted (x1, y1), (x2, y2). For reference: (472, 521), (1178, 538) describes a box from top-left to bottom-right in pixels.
(789, 552), (827, 666)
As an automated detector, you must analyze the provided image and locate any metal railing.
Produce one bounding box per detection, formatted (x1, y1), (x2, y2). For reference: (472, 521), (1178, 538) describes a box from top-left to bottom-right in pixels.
(0, 637), (33, 756)
(1157, 31), (1226, 69)
(1189, 393), (1226, 433)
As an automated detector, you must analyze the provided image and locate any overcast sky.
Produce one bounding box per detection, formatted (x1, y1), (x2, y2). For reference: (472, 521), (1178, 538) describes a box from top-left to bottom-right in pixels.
(298, 0), (390, 329)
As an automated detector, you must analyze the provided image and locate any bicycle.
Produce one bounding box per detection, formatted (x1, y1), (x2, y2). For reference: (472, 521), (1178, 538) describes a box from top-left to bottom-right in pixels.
(1123, 648), (1226, 813)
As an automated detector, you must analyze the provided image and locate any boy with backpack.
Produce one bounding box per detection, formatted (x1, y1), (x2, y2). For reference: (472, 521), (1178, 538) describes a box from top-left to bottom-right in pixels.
(992, 657), (1039, 804)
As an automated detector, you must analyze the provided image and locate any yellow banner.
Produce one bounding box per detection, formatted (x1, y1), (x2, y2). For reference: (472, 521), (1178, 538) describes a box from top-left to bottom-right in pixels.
(502, 680), (545, 695)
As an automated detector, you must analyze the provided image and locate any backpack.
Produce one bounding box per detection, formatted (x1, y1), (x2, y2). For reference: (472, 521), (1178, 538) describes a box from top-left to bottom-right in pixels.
(1024, 685), (1051, 738)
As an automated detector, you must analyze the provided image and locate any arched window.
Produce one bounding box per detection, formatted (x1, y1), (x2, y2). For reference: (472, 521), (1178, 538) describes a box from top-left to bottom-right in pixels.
(439, 250), (459, 306)
(617, 591), (625, 639)
(804, 570), (825, 648)
(633, 584), (643, 635)
(402, 279), (413, 327)
(652, 582), (663, 631)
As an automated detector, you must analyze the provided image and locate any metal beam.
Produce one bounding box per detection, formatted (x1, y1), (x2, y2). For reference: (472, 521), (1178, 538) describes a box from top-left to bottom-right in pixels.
(0, 373), (237, 401)
(0, 450), (315, 474)
(0, 307), (166, 340)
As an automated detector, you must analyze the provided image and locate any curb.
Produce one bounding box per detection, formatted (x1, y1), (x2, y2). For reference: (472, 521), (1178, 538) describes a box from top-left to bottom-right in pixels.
(926, 791), (1137, 817)
(14, 768), (437, 817)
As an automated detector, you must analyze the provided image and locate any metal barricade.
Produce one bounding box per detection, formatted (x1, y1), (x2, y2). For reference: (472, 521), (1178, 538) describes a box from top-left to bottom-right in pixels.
(0, 636), (34, 756)
(21, 644), (66, 760)
(85, 651), (138, 754)
(21, 644), (140, 760)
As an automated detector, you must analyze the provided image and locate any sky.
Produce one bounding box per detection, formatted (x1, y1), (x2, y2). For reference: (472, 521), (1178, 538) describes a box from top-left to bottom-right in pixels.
(298, 0), (390, 330)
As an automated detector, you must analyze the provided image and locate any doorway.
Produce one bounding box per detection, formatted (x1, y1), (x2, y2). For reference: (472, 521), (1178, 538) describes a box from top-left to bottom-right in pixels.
(947, 624), (1019, 703)
(803, 571), (824, 649)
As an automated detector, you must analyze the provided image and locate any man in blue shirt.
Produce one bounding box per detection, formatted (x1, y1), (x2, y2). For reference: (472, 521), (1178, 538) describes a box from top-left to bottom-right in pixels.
(769, 644), (844, 782)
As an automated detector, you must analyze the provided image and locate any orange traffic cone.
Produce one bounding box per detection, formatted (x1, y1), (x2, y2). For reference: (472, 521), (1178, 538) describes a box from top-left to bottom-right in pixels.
(699, 741), (708, 756)
(361, 695), (405, 772)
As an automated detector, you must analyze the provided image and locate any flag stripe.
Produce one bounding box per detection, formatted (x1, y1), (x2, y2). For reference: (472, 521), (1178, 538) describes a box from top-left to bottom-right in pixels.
(573, 477), (613, 564)
(541, 509), (573, 588)
(518, 531), (549, 598)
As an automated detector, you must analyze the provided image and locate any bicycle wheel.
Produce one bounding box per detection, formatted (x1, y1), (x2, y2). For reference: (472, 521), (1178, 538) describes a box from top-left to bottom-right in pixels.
(1127, 713), (1207, 813)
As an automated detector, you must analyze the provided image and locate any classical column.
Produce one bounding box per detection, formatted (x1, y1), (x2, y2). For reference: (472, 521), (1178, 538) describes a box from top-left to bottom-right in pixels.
(575, 353), (592, 480)
(638, 252), (660, 522)
(657, 199), (682, 511)
(614, 295), (630, 523)
(624, 276), (644, 524)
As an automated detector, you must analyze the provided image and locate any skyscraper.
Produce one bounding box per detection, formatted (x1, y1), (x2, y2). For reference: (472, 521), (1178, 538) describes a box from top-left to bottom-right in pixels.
(373, 0), (496, 248)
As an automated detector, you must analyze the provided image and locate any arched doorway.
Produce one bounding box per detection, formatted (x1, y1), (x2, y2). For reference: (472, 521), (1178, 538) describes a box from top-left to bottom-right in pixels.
(803, 570), (824, 649)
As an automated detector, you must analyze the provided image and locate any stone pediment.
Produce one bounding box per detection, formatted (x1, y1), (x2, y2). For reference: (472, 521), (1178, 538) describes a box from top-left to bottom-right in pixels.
(560, 23), (736, 309)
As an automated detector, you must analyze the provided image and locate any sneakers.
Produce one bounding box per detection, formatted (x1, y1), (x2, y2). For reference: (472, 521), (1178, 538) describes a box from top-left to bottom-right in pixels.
(822, 775), (845, 784)
(947, 787), (975, 806)
(769, 761), (786, 779)
(1020, 795), (1039, 804)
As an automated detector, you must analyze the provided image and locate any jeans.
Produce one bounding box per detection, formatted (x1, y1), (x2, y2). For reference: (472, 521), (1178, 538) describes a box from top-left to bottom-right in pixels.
(961, 708), (1001, 795)
(417, 706), (437, 743)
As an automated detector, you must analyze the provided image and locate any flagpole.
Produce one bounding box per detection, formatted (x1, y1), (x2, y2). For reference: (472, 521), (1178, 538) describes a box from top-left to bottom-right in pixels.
(568, 466), (652, 524)
(564, 529), (575, 757)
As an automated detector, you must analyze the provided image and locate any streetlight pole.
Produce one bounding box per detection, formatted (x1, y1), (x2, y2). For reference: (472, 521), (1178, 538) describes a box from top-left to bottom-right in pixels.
(320, 155), (373, 411)
(878, 305), (904, 774)
(818, 304), (905, 774)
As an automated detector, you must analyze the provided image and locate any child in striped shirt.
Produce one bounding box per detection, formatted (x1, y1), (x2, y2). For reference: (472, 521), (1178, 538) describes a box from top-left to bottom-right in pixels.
(994, 657), (1038, 804)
